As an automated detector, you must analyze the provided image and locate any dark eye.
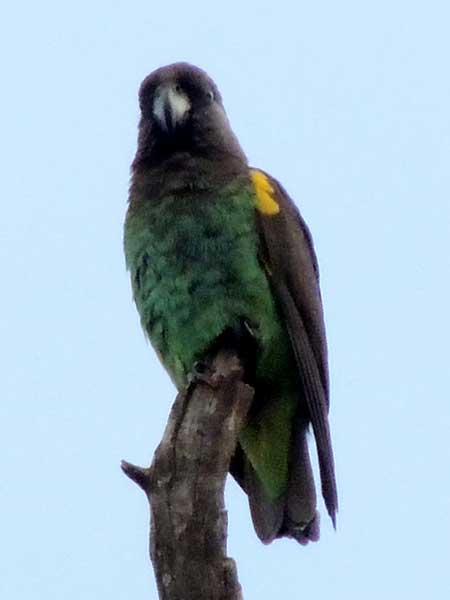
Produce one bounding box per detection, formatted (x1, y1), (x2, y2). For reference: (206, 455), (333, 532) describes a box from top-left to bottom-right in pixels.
(206, 90), (214, 102)
(174, 83), (182, 93)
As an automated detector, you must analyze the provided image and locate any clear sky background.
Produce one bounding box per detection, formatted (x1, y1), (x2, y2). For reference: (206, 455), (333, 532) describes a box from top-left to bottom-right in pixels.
(1, 1), (449, 598)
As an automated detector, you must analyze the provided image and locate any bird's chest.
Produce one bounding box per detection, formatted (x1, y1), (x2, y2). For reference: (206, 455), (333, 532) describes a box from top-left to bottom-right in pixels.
(125, 190), (279, 385)
(125, 191), (275, 383)
(142, 193), (257, 290)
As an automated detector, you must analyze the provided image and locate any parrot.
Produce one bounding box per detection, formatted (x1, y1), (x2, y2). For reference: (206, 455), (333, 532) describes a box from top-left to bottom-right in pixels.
(124, 62), (337, 545)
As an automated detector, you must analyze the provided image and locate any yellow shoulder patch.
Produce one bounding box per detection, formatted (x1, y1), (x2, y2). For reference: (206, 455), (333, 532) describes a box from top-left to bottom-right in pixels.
(250, 169), (280, 216)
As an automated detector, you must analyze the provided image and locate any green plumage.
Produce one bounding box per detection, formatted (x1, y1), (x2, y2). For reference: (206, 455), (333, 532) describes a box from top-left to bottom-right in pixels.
(124, 62), (337, 544)
(125, 175), (295, 498)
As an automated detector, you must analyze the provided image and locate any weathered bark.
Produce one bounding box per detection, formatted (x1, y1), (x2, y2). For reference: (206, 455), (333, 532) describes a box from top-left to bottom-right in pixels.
(122, 348), (254, 599)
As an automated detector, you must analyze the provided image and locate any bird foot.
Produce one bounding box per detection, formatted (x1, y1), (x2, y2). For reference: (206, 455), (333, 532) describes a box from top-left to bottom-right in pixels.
(189, 360), (218, 387)
(189, 360), (223, 388)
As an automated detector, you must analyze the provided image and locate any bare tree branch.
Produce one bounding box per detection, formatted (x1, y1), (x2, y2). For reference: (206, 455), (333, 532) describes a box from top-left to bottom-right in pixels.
(122, 348), (254, 599)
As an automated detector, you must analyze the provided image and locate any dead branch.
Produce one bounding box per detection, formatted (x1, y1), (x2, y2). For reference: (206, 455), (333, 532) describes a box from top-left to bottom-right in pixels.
(122, 348), (254, 599)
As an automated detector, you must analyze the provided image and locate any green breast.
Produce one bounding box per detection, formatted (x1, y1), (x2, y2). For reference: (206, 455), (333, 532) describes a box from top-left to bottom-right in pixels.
(124, 178), (287, 388)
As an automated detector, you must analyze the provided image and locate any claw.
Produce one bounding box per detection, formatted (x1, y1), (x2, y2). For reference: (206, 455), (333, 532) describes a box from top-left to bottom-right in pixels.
(188, 360), (219, 387)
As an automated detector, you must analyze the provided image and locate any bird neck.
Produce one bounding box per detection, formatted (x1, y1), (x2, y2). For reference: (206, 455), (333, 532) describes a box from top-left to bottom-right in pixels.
(130, 123), (249, 199)
(130, 152), (248, 200)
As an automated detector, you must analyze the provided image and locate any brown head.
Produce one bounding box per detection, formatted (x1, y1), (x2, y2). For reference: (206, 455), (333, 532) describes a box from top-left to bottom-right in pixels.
(132, 63), (247, 173)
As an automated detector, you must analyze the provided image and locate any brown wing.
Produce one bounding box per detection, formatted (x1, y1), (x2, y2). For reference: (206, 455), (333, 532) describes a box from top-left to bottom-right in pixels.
(252, 168), (338, 525)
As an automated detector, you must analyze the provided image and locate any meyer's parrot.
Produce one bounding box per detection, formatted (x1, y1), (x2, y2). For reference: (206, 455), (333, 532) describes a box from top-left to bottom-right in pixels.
(124, 63), (337, 544)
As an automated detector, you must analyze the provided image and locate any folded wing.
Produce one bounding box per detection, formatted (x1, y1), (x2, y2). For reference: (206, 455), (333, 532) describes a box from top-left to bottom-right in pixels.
(253, 169), (338, 525)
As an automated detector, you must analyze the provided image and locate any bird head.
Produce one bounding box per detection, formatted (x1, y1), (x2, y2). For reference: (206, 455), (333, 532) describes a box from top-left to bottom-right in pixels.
(134, 63), (246, 165)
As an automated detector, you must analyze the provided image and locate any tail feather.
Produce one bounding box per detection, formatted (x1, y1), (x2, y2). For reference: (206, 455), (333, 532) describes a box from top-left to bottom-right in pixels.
(280, 424), (319, 543)
(230, 426), (320, 545)
(286, 423), (316, 523)
(244, 457), (284, 544)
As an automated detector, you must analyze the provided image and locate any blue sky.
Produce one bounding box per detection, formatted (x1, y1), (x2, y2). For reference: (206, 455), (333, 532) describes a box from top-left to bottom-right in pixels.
(1, 1), (449, 598)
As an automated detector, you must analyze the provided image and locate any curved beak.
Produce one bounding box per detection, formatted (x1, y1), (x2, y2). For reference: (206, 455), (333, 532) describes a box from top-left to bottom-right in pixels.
(153, 84), (191, 133)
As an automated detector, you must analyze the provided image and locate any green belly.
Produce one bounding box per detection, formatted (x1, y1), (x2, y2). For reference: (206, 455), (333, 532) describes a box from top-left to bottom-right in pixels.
(125, 186), (289, 388)
(124, 184), (296, 498)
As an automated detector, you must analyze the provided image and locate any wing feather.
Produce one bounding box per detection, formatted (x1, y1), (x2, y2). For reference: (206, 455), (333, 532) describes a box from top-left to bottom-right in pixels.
(253, 169), (338, 524)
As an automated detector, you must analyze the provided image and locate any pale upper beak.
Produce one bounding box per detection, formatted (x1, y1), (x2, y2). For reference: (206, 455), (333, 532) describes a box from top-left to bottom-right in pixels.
(153, 84), (191, 132)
